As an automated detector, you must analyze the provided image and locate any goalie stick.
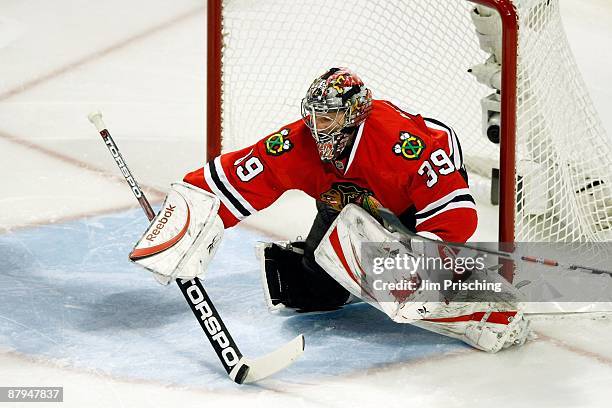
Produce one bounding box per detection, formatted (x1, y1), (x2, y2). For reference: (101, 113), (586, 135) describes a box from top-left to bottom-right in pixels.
(87, 111), (304, 384)
(375, 206), (612, 278)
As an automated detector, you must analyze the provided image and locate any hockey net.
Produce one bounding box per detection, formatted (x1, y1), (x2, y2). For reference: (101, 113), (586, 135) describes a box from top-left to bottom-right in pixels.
(207, 0), (612, 313)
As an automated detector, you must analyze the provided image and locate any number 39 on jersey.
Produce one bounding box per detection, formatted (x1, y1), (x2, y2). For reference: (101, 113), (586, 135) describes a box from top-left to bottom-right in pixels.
(418, 149), (456, 188)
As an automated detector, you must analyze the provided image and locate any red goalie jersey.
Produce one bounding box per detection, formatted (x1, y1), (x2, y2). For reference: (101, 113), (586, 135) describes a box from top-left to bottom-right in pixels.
(184, 100), (477, 242)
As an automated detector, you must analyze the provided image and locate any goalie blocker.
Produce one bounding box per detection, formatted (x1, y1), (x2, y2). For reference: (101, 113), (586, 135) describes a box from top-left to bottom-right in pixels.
(129, 182), (224, 284)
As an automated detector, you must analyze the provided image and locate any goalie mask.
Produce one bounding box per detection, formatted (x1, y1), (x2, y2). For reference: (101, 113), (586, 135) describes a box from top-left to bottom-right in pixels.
(301, 67), (372, 162)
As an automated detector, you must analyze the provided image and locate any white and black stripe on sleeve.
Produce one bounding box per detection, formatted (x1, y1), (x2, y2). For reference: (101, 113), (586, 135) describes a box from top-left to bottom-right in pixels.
(204, 156), (257, 221)
(414, 188), (476, 227)
(423, 117), (464, 171)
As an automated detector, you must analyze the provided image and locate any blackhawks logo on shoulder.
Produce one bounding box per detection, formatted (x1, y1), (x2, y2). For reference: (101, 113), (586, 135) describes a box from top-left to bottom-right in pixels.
(393, 132), (425, 160)
(265, 128), (293, 156)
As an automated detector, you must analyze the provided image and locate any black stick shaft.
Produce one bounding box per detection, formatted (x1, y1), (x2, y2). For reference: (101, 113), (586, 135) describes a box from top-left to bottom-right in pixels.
(89, 113), (248, 383)
(98, 129), (156, 221)
(177, 278), (247, 380)
(379, 207), (612, 277)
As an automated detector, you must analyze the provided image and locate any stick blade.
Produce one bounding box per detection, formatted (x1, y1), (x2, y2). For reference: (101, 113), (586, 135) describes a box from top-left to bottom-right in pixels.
(232, 334), (305, 384)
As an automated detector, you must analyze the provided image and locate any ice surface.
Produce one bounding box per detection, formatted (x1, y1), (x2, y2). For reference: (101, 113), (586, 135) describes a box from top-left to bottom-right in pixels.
(0, 210), (465, 389)
(1, 0), (611, 406)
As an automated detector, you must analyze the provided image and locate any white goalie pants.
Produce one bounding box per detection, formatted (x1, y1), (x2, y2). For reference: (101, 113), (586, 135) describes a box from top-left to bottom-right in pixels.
(314, 204), (531, 353)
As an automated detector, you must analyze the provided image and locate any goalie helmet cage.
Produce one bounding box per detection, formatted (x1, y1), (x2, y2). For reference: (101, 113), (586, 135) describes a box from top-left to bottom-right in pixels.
(206, 0), (612, 247)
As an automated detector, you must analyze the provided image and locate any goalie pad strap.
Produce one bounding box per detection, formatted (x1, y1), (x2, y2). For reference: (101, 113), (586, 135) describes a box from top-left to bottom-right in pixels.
(421, 311), (517, 325)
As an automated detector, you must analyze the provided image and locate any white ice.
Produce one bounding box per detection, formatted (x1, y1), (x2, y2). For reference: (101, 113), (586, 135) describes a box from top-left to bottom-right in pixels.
(0, 1), (611, 407)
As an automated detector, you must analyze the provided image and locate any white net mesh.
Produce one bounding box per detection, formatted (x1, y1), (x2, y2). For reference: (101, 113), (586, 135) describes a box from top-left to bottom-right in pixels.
(217, 0), (612, 243)
(513, 0), (612, 242)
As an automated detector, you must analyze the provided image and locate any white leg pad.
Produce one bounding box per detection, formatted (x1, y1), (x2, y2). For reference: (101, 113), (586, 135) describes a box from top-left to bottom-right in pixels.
(314, 204), (531, 352)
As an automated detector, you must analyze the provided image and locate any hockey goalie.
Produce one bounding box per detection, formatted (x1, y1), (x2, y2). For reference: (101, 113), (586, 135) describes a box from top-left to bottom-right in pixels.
(130, 67), (530, 353)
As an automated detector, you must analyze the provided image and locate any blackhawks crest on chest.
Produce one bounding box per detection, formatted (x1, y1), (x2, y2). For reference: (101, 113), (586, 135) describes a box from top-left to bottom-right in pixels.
(320, 182), (374, 212)
(393, 131), (425, 160)
(265, 128), (293, 156)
